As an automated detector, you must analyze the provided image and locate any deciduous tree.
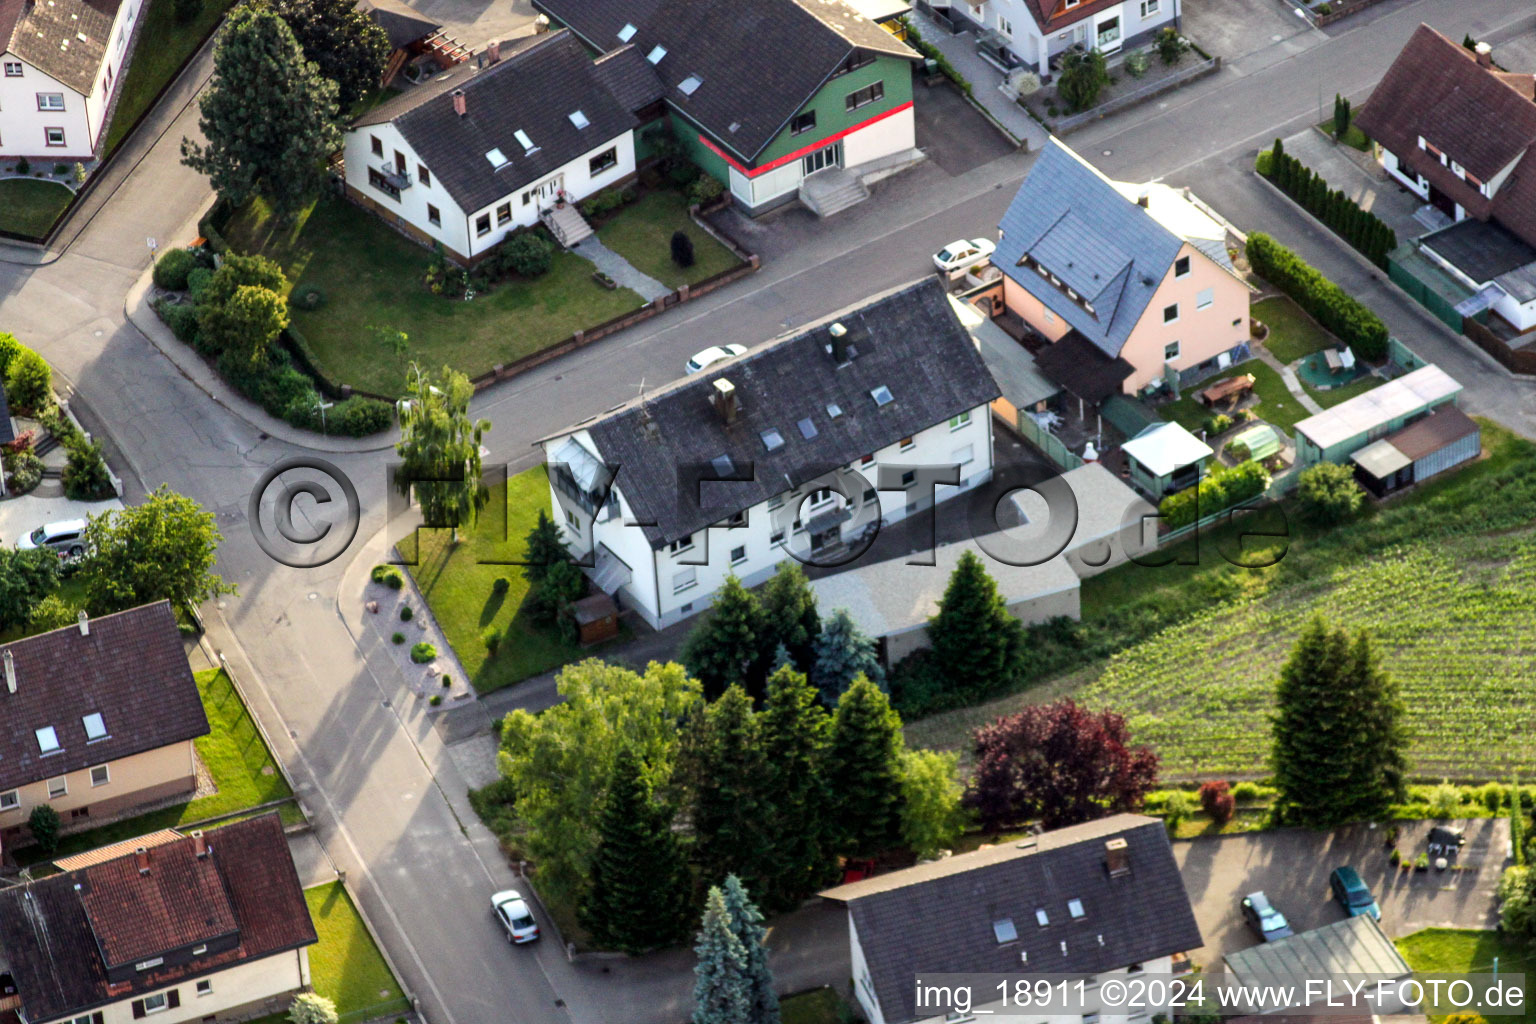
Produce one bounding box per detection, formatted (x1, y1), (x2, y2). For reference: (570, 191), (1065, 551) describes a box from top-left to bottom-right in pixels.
(396, 363), (491, 534)
(79, 486), (235, 614)
(270, 0), (389, 109)
(0, 548), (60, 630)
(898, 747), (968, 858)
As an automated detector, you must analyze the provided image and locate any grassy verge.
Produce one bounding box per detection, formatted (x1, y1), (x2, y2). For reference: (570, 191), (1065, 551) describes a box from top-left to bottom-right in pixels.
(24, 668), (295, 864)
(404, 465), (622, 694)
(1316, 118), (1371, 153)
(596, 190), (742, 288)
(1397, 929), (1535, 1024)
(225, 196), (646, 395)
(101, 0), (238, 157)
(782, 987), (858, 1024)
(0, 179), (75, 238)
(1254, 295), (1334, 364)
(1304, 371), (1381, 409)
(904, 421), (1536, 781)
(303, 882), (411, 1020)
(1158, 359), (1308, 433)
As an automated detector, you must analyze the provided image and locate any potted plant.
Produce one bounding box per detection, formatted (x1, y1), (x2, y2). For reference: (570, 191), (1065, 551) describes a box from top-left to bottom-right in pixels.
(1414, 852), (1429, 872)
(554, 188), (568, 209)
(591, 270), (617, 290)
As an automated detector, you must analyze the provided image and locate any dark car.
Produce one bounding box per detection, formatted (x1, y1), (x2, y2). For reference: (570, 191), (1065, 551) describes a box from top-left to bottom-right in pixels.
(1241, 891), (1293, 942)
(1329, 866), (1381, 921)
(1428, 825), (1467, 858)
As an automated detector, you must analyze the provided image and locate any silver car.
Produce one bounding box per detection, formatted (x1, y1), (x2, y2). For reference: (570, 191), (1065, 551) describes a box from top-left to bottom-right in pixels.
(16, 518), (88, 559)
(491, 889), (540, 944)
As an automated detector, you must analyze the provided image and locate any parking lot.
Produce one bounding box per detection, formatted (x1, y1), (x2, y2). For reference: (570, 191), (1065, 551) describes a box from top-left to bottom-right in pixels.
(1176, 818), (1509, 969)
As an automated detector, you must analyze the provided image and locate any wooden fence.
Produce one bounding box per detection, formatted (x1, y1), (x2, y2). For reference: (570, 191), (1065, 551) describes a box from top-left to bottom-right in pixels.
(1464, 317), (1536, 376)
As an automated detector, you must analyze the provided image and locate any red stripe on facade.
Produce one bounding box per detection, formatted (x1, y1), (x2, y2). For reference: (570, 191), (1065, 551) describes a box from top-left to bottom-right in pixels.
(699, 101), (915, 179)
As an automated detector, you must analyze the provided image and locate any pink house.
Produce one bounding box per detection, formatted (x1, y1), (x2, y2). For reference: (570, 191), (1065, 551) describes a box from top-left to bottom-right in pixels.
(993, 139), (1252, 404)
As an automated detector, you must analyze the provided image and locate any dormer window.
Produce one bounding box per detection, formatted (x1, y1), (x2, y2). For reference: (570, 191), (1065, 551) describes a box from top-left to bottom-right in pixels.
(83, 712), (107, 740)
(36, 726), (60, 754)
(647, 44), (667, 64)
(569, 110), (590, 129)
(617, 22), (637, 41)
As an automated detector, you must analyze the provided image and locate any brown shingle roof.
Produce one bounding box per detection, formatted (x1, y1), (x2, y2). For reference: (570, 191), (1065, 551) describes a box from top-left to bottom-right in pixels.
(1383, 404), (1479, 461)
(80, 840), (240, 970)
(1024, 0), (1123, 30)
(1, 0), (122, 95)
(0, 814), (316, 1023)
(0, 601), (209, 792)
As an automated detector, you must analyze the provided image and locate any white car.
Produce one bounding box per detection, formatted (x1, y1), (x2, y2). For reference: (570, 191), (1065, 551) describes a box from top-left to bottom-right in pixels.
(16, 519), (88, 559)
(685, 344), (747, 374)
(491, 890), (540, 944)
(932, 238), (996, 273)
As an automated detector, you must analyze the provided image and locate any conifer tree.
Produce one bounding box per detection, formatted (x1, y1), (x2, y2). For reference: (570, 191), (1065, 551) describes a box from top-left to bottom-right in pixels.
(681, 575), (764, 698)
(758, 665), (832, 911)
(689, 686), (771, 893)
(720, 876), (780, 1024)
(925, 550), (1025, 705)
(692, 888), (750, 1024)
(826, 676), (905, 857)
(271, 0), (389, 109)
(811, 608), (885, 703)
(759, 562), (820, 673)
(581, 748), (692, 953)
(522, 509), (570, 585)
(771, 642), (795, 674)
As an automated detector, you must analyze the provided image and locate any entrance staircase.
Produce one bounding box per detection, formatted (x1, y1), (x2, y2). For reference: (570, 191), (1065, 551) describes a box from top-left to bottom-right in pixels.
(542, 203), (593, 247)
(798, 167), (870, 218)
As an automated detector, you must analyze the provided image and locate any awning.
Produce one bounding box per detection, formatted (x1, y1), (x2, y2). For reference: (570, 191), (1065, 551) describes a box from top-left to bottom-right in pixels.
(805, 506), (853, 535)
(1350, 439), (1411, 479)
(591, 543), (632, 595)
(1032, 331), (1134, 405)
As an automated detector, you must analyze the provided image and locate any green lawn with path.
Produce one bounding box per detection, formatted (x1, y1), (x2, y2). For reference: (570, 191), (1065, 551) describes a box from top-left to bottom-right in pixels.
(404, 465), (620, 694)
(224, 197), (647, 395)
(1254, 295), (1335, 365)
(101, 0), (239, 157)
(1304, 371), (1381, 409)
(905, 422), (1536, 782)
(1397, 928), (1535, 1024)
(1157, 359), (1308, 433)
(0, 179), (74, 238)
(596, 189), (742, 288)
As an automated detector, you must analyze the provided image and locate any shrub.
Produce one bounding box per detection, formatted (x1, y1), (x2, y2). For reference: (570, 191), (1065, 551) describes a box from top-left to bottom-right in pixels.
(482, 626), (503, 654)
(1478, 782), (1507, 811)
(503, 232), (554, 277)
(1297, 462), (1365, 524)
(372, 564), (405, 589)
(1430, 782), (1462, 819)
(1057, 47), (1110, 111)
(0, 332), (20, 377)
(670, 230), (695, 268)
(425, 245), (468, 295)
(1156, 27), (1188, 64)
(578, 187), (629, 217)
(1158, 459), (1271, 529)
(1163, 790), (1196, 827)
(391, 631), (406, 644)
(62, 437), (115, 501)
(441, 674), (452, 687)
(1199, 780), (1236, 824)
(399, 605), (414, 622)
(28, 593), (82, 632)
(1226, 441), (1252, 463)
(16, 156), (29, 175)
(492, 577), (510, 595)
(687, 174), (724, 206)
(3, 450), (43, 493)
(1202, 413), (1232, 436)
(186, 266), (214, 302)
(1246, 233), (1389, 360)
(1124, 51), (1151, 78)
(330, 396), (394, 437)
(5, 347), (52, 412)
(1254, 150), (1273, 177)
(73, 162), (86, 184)
(28, 804), (60, 853)
(287, 992), (339, 1024)
(410, 641), (437, 663)
(291, 285), (325, 311)
(430, 694), (443, 706)
(157, 300), (201, 344)
(153, 247), (200, 290)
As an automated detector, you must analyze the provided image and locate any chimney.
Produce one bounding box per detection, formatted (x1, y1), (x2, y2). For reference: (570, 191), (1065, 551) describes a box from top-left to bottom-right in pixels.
(77, 609), (90, 636)
(1105, 837), (1130, 877)
(135, 847), (150, 875)
(1137, 189), (1150, 208)
(829, 322), (849, 363)
(3, 650), (14, 695)
(711, 378), (738, 425)
(192, 830), (208, 858)
(1476, 42), (1492, 68)
(452, 89), (467, 117)
(488, 40), (501, 64)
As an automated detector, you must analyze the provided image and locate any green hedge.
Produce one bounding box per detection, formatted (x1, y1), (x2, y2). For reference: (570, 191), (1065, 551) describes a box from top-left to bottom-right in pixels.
(1259, 138), (1397, 267)
(1246, 232), (1389, 362)
(1159, 459), (1271, 529)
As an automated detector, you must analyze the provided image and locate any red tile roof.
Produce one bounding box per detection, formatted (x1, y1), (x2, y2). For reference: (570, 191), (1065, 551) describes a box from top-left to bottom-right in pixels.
(52, 829), (183, 872)
(79, 838), (240, 970)
(1024, 0), (1123, 30)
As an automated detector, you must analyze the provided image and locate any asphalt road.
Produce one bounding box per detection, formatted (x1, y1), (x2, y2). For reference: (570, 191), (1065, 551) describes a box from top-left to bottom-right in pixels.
(2, 1), (1535, 1021)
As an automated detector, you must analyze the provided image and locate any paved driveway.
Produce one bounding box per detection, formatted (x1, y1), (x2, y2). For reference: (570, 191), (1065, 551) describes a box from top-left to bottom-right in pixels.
(1183, 0), (1322, 65)
(1176, 818), (1508, 970)
(914, 79), (1020, 176)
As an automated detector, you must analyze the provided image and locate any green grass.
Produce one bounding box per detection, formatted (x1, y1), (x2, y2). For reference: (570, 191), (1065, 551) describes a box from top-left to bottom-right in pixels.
(1305, 371), (1382, 409)
(596, 189), (742, 288)
(224, 196), (646, 395)
(26, 668), (295, 864)
(1158, 359), (1308, 433)
(404, 465), (620, 694)
(1397, 929), (1535, 1023)
(1317, 118), (1372, 152)
(0, 578), (89, 644)
(782, 987), (856, 1024)
(905, 421), (1536, 781)
(101, 0), (238, 157)
(0, 178), (74, 238)
(303, 882), (411, 1020)
(1255, 295), (1335, 364)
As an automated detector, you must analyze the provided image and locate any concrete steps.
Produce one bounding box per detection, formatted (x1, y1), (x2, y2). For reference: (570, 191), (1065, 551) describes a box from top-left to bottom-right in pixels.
(798, 167), (870, 218)
(541, 203), (593, 247)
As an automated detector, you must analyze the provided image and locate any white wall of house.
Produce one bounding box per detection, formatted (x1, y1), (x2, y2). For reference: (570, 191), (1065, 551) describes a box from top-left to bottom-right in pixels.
(981, 0), (1176, 74)
(909, 955), (1179, 1024)
(1380, 148), (1429, 200)
(841, 104), (916, 169)
(42, 948), (311, 1024)
(849, 916), (886, 1024)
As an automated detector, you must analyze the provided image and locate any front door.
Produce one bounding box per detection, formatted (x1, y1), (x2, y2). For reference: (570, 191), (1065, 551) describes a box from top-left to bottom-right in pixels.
(536, 174), (565, 205)
(802, 141), (843, 177)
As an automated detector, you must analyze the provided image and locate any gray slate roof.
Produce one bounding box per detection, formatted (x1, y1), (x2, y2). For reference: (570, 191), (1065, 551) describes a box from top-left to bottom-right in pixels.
(592, 44), (667, 113)
(352, 30), (638, 213)
(995, 139), (1186, 359)
(356, 0), (440, 51)
(533, 0), (916, 162)
(822, 815), (1203, 1024)
(0, 0), (118, 95)
(548, 278), (999, 548)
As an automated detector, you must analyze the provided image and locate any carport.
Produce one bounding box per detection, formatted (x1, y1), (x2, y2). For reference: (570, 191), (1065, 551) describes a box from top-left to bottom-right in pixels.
(1224, 915), (1412, 1014)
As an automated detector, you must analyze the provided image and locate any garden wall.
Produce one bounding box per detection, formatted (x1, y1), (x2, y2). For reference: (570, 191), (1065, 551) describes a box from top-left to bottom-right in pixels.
(1051, 57), (1221, 135)
(1464, 317), (1536, 376)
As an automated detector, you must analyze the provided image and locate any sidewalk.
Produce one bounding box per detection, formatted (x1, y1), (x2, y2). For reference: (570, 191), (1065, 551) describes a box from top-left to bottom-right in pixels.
(910, 11), (1048, 150)
(1279, 127), (1423, 243)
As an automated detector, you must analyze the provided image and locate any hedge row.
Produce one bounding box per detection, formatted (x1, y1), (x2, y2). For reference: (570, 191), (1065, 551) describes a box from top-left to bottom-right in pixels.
(1246, 232), (1389, 362)
(1158, 459), (1271, 529)
(1261, 138), (1397, 267)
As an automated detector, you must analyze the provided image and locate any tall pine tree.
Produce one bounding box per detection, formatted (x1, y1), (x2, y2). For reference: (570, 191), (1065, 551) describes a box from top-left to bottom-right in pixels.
(682, 575), (764, 698)
(1346, 630), (1407, 817)
(688, 686), (771, 894)
(271, 0), (389, 109)
(812, 608), (885, 703)
(580, 748), (692, 953)
(826, 676), (905, 857)
(759, 562), (820, 673)
(926, 551), (1025, 705)
(758, 665), (832, 911)
(692, 887), (750, 1024)
(720, 876), (780, 1024)
(522, 509), (570, 585)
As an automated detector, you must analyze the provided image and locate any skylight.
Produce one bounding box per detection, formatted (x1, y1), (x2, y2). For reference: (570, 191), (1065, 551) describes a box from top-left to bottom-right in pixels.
(36, 726), (60, 754)
(993, 918), (1018, 944)
(647, 44), (667, 64)
(1068, 898), (1086, 919)
(711, 453), (733, 475)
(761, 428), (785, 452)
(569, 110), (590, 129)
(617, 22), (637, 41)
(514, 129), (536, 153)
(797, 417), (818, 440)
(679, 74), (703, 96)
(870, 385), (893, 407)
(83, 712), (107, 741)
(485, 148), (509, 168)
(1035, 908), (1049, 927)
(826, 403), (842, 418)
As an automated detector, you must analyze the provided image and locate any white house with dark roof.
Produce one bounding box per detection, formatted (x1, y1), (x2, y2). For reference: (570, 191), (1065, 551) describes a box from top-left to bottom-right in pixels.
(0, 0), (144, 158)
(821, 814), (1203, 1024)
(343, 29), (643, 262)
(537, 279), (1000, 631)
(934, 0), (1179, 80)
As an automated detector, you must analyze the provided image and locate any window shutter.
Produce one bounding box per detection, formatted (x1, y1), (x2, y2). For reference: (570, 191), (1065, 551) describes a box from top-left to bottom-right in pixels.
(167, 989), (181, 1009)
(132, 1000), (146, 1019)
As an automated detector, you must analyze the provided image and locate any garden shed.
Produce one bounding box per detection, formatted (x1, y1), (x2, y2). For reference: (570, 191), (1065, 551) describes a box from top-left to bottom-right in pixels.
(1350, 405), (1480, 496)
(570, 593), (620, 645)
(1293, 363), (1462, 466)
(1121, 421), (1212, 500)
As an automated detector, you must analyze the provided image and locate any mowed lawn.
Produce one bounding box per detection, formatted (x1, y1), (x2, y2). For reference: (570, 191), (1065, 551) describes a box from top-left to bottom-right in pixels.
(1397, 929), (1535, 1024)
(1157, 358), (1309, 433)
(100, 0), (238, 156)
(597, 190), (743, 288)
(0, 179), (74, 238)
(403, 465), (596, 694)
(1305, 371), (1382, 409)
(303, 882), (410, 1019)
(224, 197), (646, 395)
(905, 422), (1536, 782)
(1254, 295), (1335, 364)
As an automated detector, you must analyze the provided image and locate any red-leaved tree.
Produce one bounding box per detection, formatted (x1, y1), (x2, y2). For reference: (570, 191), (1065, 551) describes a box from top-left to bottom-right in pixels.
(965, 699), (1159, 831)
(1199, 780), (1235, 825)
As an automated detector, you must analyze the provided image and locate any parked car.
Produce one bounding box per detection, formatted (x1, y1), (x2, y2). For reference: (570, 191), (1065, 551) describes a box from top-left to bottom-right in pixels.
(1328, 866), (1380, 921)
(685, 344), (748, 374)
(491, 889), (540, 944)
(1240, 891), (1293, 942)
(15, 519), (88, 559)
(932, 238), (996, 273)
(1428, 825), (1467, 859)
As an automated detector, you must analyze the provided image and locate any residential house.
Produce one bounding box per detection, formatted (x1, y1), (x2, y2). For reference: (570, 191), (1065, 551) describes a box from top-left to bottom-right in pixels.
(537, 279), (1000, 631)
(0, 812), (318, 1024)
(532, 0), (922, 215)
(344, 30), (642, 262)
(993, 139), (1251, 411)
(1355, 25), (1536, 329)
(0, 0), (145, 159)
(0, 602), (209, 851)
(356, 0), (449, 86)
(1293, 363), (1462, 467)
(820, 813), (1203, 1024)
(936, 0), (1179, 80)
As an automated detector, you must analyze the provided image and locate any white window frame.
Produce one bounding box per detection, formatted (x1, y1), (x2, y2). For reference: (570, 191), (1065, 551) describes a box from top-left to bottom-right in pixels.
(949, 411), (972, 430)
(1164, 341), (1180, 361)
(83, 712), (107, 741)
(668, 534), (694, 555)
(44, 126), (66, 147)
(91, 764), (110, 787)
(3, 61), (22, 76)
(898, 436), (916, 452)
(36, 92), (65, 110)
(142, 992), (168, 1013)
(136, 957), (165, 971)
(47, 776), (67, 799)
(672, 567), (697, 594)
(0, 789), (19, 811)
(730, 545), (747, 565)
(36, 726), (61, 754)
(1139, 0), (1159, 17)
(196, 979), (213, 996)
(1197, 287), (1214, 310)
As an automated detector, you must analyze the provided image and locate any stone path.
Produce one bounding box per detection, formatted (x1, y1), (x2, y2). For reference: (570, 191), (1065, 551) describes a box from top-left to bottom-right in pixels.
(908, 11), (1047, 150)
(572, 236), (670, 303)
(1253, 342), (1325, 415)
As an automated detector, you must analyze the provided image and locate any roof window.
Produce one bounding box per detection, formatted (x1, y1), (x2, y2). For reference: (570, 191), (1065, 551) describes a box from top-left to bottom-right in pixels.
(870, 385), (893, 407)
(1035, 907), (1049, 927)
(826, 403), (842, 418)
(485, 148), (509, 169)
(83, 712), (107, 740)
(617, 22), (637, 41)
(36, 726), (60, 754)
(679, 74), (702, 95)
(569, 110), (590, 129)
(797, 417), (818, 440)
(761, 428), (785, 452)
(514, 129), (537, 154)
(993, 918), (1018, 944)
(647, 44), (667, 64)
(711, 453), (734, 475)
(1068, 898), (1086, 919)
